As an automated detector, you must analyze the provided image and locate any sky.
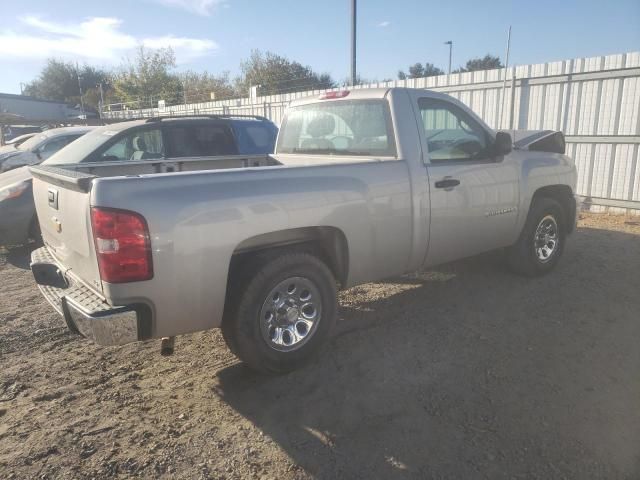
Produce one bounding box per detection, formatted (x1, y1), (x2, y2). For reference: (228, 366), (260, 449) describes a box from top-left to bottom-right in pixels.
(0, 0), (638, 94)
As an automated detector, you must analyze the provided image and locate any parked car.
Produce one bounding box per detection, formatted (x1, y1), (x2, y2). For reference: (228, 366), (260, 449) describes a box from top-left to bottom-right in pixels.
(4, 132), (38, 147)
(0, 167), (37, 246)
(2, 125), (41, 144)
(29, 89), (578, 373)
(0, 126), (94, 173)
(0, 128), (93, 246)
(1, 116), (277, 247)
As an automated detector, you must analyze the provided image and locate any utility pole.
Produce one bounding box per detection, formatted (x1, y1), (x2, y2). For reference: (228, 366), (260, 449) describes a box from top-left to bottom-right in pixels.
(350, 0), (357, 86)
(97, 83), (105, 117)
(19, 82), (26, 95)
(444, 41), (453, 74)
(499, 26), (512, 130)
(76, 62), (86, 123)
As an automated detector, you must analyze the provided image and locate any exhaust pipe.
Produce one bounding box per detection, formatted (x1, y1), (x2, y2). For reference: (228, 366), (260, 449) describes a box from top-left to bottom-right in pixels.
(160, 336), (175, 356)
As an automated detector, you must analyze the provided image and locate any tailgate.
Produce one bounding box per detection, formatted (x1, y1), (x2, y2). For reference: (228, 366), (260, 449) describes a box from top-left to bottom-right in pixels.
(30, 165), (103, 293)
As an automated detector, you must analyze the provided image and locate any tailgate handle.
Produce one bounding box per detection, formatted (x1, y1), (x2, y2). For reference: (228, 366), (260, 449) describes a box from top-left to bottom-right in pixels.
(48, 188), (59, 210)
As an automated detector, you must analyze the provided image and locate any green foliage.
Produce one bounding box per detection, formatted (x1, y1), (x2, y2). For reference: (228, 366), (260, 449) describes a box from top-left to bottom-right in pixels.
(22, 59), (109, 110)
(236, 50), (335, 96)
(110, 46), (183, 105)
(179, 70), (236, 103)
(398, 62), (444, 80)
(455, 54), (503, 73)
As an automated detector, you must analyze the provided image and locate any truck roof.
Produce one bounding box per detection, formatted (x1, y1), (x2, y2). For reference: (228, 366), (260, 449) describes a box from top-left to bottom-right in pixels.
(288, 87), (456, 107)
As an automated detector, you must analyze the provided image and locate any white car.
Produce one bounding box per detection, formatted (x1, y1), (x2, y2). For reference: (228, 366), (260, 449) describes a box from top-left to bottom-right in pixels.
(0, 126), (94, 173)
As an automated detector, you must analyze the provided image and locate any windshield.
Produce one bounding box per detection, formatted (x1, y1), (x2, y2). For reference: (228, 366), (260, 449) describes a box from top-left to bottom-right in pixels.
(17, 133), (49, 151)
(44, 128), (118, 165)
(277, 99), (396, 156)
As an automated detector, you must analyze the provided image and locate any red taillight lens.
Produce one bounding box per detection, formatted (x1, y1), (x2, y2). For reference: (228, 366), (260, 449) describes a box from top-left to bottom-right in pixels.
(90, 207), (153, 283)
(319, 90), (350, 100)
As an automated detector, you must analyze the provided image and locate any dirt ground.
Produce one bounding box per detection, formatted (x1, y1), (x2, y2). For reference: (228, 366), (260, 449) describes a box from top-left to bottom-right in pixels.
(1, 212), (639, 479)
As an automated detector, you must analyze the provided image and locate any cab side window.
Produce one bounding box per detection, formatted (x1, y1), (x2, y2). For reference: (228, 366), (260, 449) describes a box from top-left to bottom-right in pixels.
(38, 136), (73, 159)
(99, 129), (163, 162)
(418, 98), (489, 162)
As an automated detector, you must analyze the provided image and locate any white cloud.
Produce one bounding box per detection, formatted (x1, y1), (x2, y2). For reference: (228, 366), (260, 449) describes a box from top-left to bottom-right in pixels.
(377, 21), (390, 28)
(0, 16), (218, 63)
(152, 0), (228, 16)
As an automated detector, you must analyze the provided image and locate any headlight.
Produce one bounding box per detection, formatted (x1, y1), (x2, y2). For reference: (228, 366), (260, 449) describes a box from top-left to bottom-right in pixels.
(0, 181), (29, 202)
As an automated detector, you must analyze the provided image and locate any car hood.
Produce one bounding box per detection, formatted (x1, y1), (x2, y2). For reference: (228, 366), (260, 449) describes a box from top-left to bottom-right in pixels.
(0, 166), (32, 189)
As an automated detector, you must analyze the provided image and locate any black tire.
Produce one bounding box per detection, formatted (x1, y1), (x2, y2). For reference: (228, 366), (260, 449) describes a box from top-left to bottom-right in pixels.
(507, 197), (566, 276)
(222, 252), (337, 374)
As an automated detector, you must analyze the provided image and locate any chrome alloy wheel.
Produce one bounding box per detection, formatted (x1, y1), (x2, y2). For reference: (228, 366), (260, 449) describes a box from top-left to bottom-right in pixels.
(534, 215), (559, 263)
(259, 276), (322, 352)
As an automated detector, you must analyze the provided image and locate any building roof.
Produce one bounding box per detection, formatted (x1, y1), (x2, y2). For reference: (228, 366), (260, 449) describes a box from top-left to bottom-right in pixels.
(0, 92), (71, 105)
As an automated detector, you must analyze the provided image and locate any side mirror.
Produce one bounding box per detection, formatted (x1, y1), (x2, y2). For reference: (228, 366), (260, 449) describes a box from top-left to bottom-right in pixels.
(493, 131), (512, 156)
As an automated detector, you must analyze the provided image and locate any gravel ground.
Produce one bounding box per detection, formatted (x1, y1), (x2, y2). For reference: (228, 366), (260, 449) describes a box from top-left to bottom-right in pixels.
(0, 212), (639, 479)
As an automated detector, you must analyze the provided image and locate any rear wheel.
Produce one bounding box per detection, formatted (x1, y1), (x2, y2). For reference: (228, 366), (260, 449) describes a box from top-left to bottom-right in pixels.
(222, 252), (337, 374)
(507, 197), (566, 276)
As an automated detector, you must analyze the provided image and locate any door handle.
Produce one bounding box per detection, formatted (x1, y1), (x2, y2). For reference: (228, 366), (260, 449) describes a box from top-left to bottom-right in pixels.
(434, 178), (460, 189)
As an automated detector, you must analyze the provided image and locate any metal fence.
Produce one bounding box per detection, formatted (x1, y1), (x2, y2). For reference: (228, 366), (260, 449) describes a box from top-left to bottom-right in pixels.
(102, 52), (640, 212)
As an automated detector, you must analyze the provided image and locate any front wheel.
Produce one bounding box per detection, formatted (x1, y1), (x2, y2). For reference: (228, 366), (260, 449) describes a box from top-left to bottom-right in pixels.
(222, 252), (337, 374)
(507, 197), (566, 276)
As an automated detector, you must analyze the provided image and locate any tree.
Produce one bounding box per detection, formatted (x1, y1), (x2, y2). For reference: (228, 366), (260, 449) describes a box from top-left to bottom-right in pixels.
(397, 62), (444, 80)
(455, 54), (503, 73)
(179, 70), (235, 103)
(236, 50), (335, 96)
(23, 59), (110, 110)
(111, 46), (183, 106)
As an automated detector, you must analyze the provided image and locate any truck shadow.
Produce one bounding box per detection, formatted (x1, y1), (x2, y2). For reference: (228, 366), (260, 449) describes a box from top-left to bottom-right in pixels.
(1, 244), (38, 270)
(213, 226), (640, 479)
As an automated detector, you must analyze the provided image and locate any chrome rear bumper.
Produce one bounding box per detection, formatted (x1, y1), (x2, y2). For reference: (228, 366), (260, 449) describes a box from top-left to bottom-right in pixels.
(30, 247), (140, 346)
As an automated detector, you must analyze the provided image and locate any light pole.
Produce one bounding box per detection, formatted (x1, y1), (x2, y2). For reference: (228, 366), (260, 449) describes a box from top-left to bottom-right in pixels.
(444, 41), (453, 74)
(350, 0), (357, 86)
(76, 62), (86, 122)
(97, 83), (105, 117)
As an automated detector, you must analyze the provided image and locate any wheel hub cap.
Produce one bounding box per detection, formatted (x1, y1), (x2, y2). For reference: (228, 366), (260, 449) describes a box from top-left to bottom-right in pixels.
(259, 276), (321, 352)
(534, 215), (559, 263)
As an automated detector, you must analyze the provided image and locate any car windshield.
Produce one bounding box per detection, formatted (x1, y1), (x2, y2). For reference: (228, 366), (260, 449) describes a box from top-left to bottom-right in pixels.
(277, 99), (396, 157)
(44, 128), (118, 165)
(17, 133), (49, 151)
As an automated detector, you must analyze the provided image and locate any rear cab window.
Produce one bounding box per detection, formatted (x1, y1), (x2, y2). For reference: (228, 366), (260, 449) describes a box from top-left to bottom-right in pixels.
(277, 99), (396, 157)
(165, 122), (238, 158)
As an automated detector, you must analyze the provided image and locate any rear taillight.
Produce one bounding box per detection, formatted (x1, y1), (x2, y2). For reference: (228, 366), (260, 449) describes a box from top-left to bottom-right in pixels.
(90, 207), (153, 283)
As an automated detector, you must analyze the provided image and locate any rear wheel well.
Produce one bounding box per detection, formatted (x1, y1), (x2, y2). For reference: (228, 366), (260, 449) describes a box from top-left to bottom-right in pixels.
(227, 227), (349, 290)
(531, 185), (575, 233)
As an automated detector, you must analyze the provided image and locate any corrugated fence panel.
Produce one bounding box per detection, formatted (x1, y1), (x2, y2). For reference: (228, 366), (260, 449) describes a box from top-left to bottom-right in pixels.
(591, 144), (613, 198)
(618, 77), (640, 134)
(610, 144), (636, 200)
(632, 146), (640, 202)
(578, 81), (600, 135)
(573, 144), (593, 195)
(598, 79), (621, 134)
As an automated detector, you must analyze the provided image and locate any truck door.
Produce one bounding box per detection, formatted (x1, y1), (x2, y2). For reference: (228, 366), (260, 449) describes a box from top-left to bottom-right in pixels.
(413, 94), (520, 266)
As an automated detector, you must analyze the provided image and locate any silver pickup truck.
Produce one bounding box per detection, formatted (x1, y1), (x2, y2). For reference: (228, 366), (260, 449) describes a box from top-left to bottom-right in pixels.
(29, 88), (578, 373)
